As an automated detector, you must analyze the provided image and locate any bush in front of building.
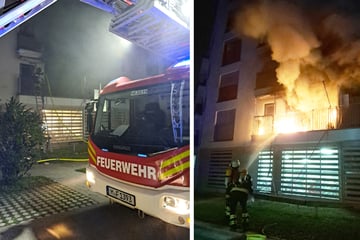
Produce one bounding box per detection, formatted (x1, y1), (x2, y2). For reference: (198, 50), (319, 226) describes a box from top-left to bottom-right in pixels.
(0, 97), (45, 185)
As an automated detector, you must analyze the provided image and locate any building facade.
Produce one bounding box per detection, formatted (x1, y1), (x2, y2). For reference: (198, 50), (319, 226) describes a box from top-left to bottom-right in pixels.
(0, 28), (87, 146)
(195, 0), (360, 205)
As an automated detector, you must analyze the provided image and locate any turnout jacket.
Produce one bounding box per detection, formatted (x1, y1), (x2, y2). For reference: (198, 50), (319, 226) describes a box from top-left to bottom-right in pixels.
(228, 174), (253, 194)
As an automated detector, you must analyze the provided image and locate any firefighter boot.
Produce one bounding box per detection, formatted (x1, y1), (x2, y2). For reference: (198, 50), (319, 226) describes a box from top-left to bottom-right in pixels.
(225, 206), (231, 222)
(229, 214), (237, 231)
(241, 212), (249, 231)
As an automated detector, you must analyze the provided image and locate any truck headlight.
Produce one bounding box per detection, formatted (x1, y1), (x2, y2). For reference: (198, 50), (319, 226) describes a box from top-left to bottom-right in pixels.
(162, 196), (189, 215)
(86, 169), (95, 184)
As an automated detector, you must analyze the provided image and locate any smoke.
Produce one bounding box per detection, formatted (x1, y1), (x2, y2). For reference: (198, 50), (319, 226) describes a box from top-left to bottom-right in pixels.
(233, 0), (360, 112)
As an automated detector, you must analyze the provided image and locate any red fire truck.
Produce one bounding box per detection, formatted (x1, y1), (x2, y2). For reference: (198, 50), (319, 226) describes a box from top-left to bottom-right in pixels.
(85, 59), (190, 228)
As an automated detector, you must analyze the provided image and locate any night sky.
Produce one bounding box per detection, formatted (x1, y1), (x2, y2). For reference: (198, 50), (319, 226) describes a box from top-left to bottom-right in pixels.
(194, 0), (217, 89)
(19, 0), (173, 99)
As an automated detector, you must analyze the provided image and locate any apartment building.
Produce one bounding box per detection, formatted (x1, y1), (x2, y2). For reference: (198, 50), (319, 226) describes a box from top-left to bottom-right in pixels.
(195, 0), (360, 206)
(0, 29), (87, 146)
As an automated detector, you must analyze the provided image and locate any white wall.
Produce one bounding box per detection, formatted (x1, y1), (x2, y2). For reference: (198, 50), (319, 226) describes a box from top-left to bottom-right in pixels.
(0, 29), (20, 103)
(18, 95), (86, 110)
(199, 12), (260, 149)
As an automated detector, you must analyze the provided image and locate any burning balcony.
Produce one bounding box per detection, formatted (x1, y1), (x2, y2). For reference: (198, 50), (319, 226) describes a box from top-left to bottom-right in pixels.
(253, 106), (337, 136)
(252, 101), (360, 137)
(252, 45), (360, 137)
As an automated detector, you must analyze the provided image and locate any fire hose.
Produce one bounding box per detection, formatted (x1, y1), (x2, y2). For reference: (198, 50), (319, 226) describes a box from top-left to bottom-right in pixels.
(37, 158), (87, 163)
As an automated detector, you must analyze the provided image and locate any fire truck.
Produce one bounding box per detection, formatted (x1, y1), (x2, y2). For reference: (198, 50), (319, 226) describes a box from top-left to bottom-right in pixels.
(82, 0), (190, 228)
(85, 59), (190, 227)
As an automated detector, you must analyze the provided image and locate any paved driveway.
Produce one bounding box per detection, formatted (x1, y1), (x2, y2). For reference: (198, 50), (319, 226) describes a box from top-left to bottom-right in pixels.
(0, 162), (190, 240)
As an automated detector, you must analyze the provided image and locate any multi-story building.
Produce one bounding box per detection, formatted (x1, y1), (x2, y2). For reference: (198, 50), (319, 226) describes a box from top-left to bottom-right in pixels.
(195, 0), (360, 206)
(0, 28), (87, 146)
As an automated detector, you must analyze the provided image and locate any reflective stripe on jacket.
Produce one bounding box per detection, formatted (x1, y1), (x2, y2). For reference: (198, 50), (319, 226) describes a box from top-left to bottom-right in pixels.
(230, 186), (249, 194)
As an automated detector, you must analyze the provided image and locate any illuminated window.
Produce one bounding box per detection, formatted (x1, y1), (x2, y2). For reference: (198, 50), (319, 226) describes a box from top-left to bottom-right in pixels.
(222, 38), (241, 66)
(42, 109), (84, 143)
(256, 147), (340, 200)
(256, 150), (273, 193)
(217, 71), (239, 102)
(213, 109), (235, 141)
(280, 148), (339, 200)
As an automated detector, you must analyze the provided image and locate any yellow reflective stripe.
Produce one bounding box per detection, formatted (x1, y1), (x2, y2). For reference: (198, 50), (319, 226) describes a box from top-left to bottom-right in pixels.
(159, 161), (190, 180)
(160, 150), (190, 169)
(88, 148), (96, 164)
(230, 187), (249, 194)
(88, 142), (96, 164)
(88, 141), (96, 157)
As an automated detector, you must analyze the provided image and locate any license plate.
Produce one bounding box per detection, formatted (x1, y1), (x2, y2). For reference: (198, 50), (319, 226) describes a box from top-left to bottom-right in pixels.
(106, 186), (136, 206)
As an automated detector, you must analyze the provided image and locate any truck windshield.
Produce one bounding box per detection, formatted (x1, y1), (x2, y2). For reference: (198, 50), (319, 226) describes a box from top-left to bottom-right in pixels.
(91, 80), (189, 156)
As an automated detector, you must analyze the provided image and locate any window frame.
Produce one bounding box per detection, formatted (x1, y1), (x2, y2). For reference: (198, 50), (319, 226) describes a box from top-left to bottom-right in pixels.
(221, 38), (242, 66)
(217, 70), (239, 102)
(213, 109), (236, 141)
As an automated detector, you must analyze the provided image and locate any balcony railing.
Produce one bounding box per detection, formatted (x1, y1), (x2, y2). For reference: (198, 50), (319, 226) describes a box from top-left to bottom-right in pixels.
(253, 104), (360, 136)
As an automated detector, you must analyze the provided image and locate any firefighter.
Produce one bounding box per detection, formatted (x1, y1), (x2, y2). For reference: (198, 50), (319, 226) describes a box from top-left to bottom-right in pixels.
(225, 159), (241, 220)
(228, 168), (253, 231)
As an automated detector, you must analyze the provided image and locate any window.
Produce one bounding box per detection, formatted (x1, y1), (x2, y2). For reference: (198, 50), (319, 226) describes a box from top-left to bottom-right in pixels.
(256, 147), (340, 200)
(222, 38), (242, 66)
(281, 148), (340, 200)
(42, 109), (84, 143)
(218, 71), (239, 102)
(19, 63), (35, 95)
(256, 150), (273, 193)
(264, 103), (275, 116)
(214, 109), (236, 141)
(92, 80), (190, 155)
(255, 48), (279, 89)
(225, 9), (236, 33)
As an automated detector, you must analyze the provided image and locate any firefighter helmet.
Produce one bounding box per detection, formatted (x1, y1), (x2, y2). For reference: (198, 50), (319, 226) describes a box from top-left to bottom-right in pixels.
(230, 159), (240, 168)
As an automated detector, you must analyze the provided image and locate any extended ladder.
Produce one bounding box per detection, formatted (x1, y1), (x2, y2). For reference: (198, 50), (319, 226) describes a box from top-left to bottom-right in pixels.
(81, 0), (190, 62)
(170, 80), (184, 143)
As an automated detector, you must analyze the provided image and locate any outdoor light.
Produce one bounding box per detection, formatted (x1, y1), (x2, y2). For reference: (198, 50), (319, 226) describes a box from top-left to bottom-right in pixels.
(86, 169), (95, 184)
(162, 196), (189, 215)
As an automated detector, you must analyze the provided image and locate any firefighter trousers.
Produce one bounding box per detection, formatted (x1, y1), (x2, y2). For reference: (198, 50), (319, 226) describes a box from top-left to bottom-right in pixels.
(228, 190), (249, 229)
(225, 186), (231, 219)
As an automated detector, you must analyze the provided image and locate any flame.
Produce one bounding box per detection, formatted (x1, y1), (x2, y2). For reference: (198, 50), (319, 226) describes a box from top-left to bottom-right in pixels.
(274, 113), (305, 134)
(258, 127), (265, 135)
(256, 107), (338, 135)
(232, 1), (360, 135)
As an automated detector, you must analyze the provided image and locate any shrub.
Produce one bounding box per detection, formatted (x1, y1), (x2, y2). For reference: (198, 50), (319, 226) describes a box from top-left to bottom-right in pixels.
(0, 97), (45, 184)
